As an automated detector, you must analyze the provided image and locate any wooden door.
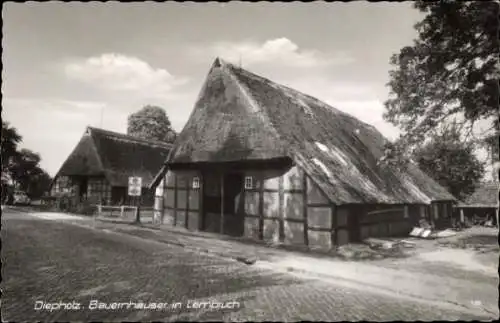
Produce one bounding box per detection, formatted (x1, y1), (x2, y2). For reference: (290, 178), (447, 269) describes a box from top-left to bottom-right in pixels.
(201, 173), (222, 233)
(223, 173), (244, 237)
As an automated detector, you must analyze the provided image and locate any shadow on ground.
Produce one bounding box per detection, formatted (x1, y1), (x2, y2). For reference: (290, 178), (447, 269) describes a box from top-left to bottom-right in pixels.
(438, 234), (499, 253)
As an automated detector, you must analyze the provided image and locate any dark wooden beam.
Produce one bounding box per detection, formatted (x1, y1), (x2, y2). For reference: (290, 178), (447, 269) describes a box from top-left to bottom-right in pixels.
(258, 175), (264, 241)
(278, 175), (285, 243)
(302, 172), (309, 246)
(173, 174), (178, 226)
(307, 203), (333, 208)
(185, 175), (190, 229)
(331, 204), (337, 247)
(198, 171), (204, 231)
(168, 157), (294, 172)
(220, 173), (225, 235)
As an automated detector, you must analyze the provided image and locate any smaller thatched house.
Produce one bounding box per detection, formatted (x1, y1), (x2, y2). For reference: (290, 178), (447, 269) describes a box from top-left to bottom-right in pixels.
(455, 182), (499, 226)
(50, 126), (172, 206)
(149, 58), (456, 249)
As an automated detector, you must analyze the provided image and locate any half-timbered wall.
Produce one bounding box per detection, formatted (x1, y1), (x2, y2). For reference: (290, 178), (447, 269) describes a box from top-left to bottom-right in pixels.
(160, 164), (439, 250)
(162, 170), (201, 230)
(50, 176), (72, 196)
(242, 166), (335, 250)
(242, 166), (430, 248)
(242, 166), (309, 246)
(87, 177), (111, 204)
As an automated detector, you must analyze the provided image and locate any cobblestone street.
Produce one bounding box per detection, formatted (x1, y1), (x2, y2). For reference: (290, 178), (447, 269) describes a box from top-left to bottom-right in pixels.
(1, 210), (494, 321)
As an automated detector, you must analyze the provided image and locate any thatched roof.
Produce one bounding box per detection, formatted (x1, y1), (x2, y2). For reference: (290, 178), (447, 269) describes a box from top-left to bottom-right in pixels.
(162, 58), (455, 205)
(459, 182), (499, 207)
(55, 127), (171, 187)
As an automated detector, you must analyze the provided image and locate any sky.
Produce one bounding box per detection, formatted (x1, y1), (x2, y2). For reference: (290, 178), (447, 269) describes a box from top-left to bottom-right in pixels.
(2, 2), (428, 177)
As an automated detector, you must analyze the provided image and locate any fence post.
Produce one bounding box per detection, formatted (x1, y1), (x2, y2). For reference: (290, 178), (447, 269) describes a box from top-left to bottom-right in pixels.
(95, 204), (102, 227)
(120, 205), (124, 218)
(134, 205), (141, 224)
(496, 206), (499, 229)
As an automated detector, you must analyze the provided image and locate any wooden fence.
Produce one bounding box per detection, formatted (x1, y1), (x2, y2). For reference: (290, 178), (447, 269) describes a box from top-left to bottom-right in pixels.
(95, 205), (157, 224)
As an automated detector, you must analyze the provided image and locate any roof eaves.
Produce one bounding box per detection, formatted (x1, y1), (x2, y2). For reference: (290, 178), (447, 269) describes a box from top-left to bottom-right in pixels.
(149, 147), (177, 190)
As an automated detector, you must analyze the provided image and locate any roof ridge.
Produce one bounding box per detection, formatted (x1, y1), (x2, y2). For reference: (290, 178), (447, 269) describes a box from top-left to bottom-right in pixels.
(87, 126), (173, 148)
(222, 62), (288, 157)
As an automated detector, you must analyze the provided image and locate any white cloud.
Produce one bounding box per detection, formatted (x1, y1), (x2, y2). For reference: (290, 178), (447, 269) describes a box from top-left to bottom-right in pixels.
(2, 98), (125, 176)
(2, 95), (193, 176)
(329, 99), (401, 141)
(64, 53), (188, 99)
(189, 38), (354, 68)
(4, 98), (106, 114)
(282, 76), (378, 102)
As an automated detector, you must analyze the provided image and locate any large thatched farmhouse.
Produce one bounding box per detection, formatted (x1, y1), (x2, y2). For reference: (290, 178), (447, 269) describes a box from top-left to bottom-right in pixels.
(51, 126), (171, 206)
(150, 58), (456, 249)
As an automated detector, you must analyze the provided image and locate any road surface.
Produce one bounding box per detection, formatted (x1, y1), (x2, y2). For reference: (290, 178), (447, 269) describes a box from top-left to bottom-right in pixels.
(1, 209), (491, 321)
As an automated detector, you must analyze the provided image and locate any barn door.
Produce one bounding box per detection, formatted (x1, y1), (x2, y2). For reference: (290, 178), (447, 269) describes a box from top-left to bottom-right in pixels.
(201, 172), (222, 233)
(222, 173), (244, 237)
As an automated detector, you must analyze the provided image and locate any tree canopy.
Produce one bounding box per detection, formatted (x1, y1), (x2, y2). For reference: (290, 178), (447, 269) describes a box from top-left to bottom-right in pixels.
(1, 122), (52, 199)
(384, 1), (499, 164)
(127, 105), (177, 144)
(411, 124), (485, 200)
(1, 121), (22, 171)
(10, 149), (52, 198)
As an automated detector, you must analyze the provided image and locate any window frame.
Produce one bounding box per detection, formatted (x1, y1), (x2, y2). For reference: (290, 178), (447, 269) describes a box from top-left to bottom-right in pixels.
(244, 176), (253, 190)
(192, 177), (200, 189)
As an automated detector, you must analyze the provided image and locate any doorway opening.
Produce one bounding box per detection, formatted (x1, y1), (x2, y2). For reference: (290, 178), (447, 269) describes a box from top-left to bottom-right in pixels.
(201, 172), (245, 237)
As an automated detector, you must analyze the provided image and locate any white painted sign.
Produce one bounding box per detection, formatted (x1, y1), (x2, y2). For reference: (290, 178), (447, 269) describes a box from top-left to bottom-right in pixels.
(128, 177), (142, 196)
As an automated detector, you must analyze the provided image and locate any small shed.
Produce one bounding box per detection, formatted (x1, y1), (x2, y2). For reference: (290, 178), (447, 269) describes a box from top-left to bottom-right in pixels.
(455, 182), (499, 226)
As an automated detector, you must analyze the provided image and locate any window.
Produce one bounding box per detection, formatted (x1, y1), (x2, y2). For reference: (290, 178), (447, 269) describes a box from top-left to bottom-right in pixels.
(192, 177), (200, 189)
(244, 176), (253, 190)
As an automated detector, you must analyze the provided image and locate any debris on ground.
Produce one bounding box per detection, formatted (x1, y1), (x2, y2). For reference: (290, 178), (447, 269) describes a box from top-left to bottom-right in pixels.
(235, 256), (257, 265)
(398, 239), (417, 249)
(409, 227), (434, 239)
(364, 238), (400, 250)
(431, 229), (457, 238)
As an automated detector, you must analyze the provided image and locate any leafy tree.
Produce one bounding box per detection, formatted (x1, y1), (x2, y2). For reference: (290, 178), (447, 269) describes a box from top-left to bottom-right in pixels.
(412, 125), (485, 201)
(1, 122), (52, 200)
(127, 105), (177, 143)
(384, 1), (499, 164)
(2, 122), (23, 202)
(10, 149), (51, 198)
(27, 168), (52, 199)
(1, 121), (22, 175)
